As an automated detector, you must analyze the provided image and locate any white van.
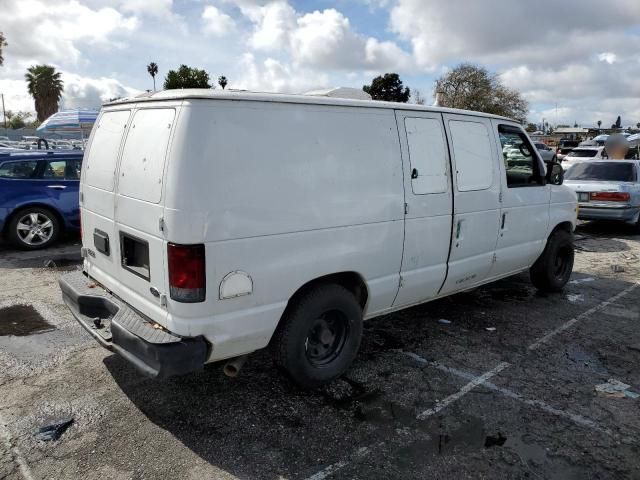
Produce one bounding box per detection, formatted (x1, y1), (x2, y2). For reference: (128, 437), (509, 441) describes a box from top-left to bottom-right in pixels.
(60, 90), (577, 387)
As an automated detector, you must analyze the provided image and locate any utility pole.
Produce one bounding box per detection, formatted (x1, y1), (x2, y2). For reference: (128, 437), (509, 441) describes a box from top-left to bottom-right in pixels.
(1, 93), (6, 129)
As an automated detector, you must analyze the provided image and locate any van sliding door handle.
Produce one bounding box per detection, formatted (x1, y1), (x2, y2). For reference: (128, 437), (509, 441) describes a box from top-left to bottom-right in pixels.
(47, 185), (67, 190)
(501, 213), (507, 229)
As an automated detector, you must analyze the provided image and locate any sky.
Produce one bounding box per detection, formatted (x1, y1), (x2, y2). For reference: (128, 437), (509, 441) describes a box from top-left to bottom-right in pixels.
(1, 0), (640, 127)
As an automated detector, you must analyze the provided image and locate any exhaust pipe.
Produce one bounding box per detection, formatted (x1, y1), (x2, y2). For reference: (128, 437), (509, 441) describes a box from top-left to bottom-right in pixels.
(223, 355), (248, 377)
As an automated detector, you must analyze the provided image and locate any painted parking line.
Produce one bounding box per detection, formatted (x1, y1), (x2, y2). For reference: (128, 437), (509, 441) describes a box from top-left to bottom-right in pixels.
(403, 352), (613, 436)
(0, 413), (35, 480)
(417, 361), (510, 420)
(527, 282), (639, 351)
(304, 360), (511, 480)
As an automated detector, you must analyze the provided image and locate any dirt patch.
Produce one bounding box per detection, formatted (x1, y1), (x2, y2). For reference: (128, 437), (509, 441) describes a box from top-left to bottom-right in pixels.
(0, 304), (53, 336)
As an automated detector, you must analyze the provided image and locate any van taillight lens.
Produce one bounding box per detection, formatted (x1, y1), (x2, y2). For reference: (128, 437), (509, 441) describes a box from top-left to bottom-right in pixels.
(168, 243), (206, 303)
(590, 192), (630, 202)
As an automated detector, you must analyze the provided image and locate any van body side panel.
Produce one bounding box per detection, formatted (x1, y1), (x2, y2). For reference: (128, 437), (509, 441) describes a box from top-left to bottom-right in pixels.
(162, 100), (404, 355)
(439, 114), (502, 294)
(392, 111), (453, 307)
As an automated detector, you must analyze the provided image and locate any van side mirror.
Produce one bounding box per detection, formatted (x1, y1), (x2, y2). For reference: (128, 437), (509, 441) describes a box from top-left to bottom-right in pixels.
(545, 162), (564, 185)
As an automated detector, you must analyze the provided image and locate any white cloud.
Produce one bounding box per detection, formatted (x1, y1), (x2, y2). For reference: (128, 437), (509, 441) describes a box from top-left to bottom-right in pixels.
(2, 0), (138, 65)
(597, 52), (617, 64)
(0, 73), (140, 116)
(389, 0), (640, 68)
(120, 0), (174, 18)
(234, 53), (329, 93)
(202, 6), (236, 36)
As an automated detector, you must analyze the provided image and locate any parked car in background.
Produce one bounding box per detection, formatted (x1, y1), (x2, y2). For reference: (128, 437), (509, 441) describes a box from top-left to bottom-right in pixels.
(565, 160), (640, 229)
(561, 146), (606, 171)
(557, 139), (580, 161)
(0, 151), (83, 249)
(60, 90), (575, 388)
(534, 142), (557, 162)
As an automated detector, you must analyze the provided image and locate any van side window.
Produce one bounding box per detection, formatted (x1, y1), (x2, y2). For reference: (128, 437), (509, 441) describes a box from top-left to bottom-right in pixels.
(405, 117), (448, 195)
(0, 160), (39, 179)
(498, 125), (544, 188)
(448, 120), (493, 191)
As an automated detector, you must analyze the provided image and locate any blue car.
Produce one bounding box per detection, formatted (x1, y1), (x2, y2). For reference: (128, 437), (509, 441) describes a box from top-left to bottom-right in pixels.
(0, 151), (83, 249)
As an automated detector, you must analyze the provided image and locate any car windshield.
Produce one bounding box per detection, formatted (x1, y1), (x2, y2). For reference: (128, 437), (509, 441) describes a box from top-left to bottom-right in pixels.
(567, 149), (598, 158)
(565, 162), (636, 182)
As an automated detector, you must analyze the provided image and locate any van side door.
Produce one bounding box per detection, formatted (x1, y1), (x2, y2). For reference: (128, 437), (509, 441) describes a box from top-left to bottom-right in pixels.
(491, 122), (550, 276)
(393, 112), (452, 307)
(438, 114), (502, 295)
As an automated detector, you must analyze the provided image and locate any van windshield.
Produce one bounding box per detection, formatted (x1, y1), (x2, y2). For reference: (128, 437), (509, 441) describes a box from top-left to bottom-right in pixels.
(565, 162), (636, 182)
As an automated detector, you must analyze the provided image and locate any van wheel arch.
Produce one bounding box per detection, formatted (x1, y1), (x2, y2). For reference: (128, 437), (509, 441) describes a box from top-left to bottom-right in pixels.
(270, 271), (369, 343)
(550, 221), (573, 235)
(3, 204), (66, 239)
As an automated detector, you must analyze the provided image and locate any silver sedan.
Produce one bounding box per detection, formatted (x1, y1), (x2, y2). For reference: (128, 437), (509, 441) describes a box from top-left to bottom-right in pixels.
(564, 160), (640, 229)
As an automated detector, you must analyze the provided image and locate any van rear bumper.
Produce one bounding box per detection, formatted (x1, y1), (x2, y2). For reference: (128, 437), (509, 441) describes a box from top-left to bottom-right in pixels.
(59, 270), (209, 379)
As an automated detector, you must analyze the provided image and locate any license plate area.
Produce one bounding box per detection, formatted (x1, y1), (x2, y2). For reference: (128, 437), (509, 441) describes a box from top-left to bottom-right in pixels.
(120, 232), (150, 281)
(578, 192), (590, 202)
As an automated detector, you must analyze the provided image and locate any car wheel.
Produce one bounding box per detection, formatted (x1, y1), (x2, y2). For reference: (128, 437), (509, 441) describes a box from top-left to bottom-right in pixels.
(530, 229), (574, 292)
(8, 207), (60, 250)
(271, 284), (363, 389)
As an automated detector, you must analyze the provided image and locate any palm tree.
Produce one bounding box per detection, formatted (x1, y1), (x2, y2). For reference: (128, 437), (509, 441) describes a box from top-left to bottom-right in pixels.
(147, 62), (158, 91)
(25, 65), (64, 122)
(218, 75), (228, 90)
(597, 120), (601, 130)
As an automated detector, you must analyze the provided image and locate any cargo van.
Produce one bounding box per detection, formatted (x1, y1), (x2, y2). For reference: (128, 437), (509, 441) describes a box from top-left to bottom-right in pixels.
(60, 90), (577, 387)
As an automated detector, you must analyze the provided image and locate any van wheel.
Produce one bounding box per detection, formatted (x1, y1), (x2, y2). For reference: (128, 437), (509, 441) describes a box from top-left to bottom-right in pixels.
(8, 207), (60, 250)
(271, 284), (363, 389)
(530, 229), (574, 292)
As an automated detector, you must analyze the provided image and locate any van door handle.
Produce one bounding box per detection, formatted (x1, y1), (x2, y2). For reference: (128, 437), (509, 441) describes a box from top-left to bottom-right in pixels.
(501, 212), (507, 229)
(47, 185), (67, 190)
(411, 168), (419, 179)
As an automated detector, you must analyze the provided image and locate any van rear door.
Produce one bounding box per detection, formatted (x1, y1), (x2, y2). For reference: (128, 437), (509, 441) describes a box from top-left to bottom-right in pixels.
(82, 106), (177, 322)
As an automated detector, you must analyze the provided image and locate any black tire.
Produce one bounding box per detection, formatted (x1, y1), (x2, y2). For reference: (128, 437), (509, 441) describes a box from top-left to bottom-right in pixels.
(530, 229), (574, 292)
(8, 207), (60, 250)
(271, 284), (363, 389)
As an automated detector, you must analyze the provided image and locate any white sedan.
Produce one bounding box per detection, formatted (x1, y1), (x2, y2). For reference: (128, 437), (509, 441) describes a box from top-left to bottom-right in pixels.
(561, 146), (606, 171)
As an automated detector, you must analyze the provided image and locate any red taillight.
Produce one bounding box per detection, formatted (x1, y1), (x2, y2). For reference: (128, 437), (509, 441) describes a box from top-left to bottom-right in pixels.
(168, 243), (206, 303)
(590, 192), (630, 202)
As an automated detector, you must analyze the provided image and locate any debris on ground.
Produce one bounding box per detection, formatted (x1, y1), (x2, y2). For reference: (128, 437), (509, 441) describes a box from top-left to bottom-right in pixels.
(627, 344), (640, 353)
(569, 277), (595, 285)
(484, 433), (507, 448)
(34, 418), (74, 441)
(595, 379), (640, 399)
(43, 259), (57, 268)
(611, 265), (625, 273)
(566, 294), (585, 303)
(485, 327), (497, 332)
(438, 319), (452, 325)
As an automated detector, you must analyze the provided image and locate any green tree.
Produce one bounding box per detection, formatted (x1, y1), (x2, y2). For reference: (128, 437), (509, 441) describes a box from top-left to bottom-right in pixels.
(218, 75), (228, 90)
(0, 32), (7, 66)
(4, 111), (30, 129)
(147, 62), (158, 91)
(615, 115), (621, 129)
(434, 63), (528, 123)
(164, 65), (211, 89)
(525, 123), (537, 133)
(25, 65), (64, 122)
(363, 73), (410, 103)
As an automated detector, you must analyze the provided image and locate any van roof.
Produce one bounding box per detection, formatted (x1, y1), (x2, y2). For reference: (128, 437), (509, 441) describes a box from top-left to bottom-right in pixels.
(105, 89), (515, 122)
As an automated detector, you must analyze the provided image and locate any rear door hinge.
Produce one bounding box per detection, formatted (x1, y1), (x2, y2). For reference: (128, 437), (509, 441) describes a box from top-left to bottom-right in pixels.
(499, 192), (503, 203)
(158, 217), (166, 233)
(160, 294), (168, 307)
(404, 203), (409, 215)
(492, 253), (497, 263)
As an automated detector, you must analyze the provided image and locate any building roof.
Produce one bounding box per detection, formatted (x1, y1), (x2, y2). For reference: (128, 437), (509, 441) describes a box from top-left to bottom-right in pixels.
(105, 88), (515, 122)
(554, 127), (589, 134)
